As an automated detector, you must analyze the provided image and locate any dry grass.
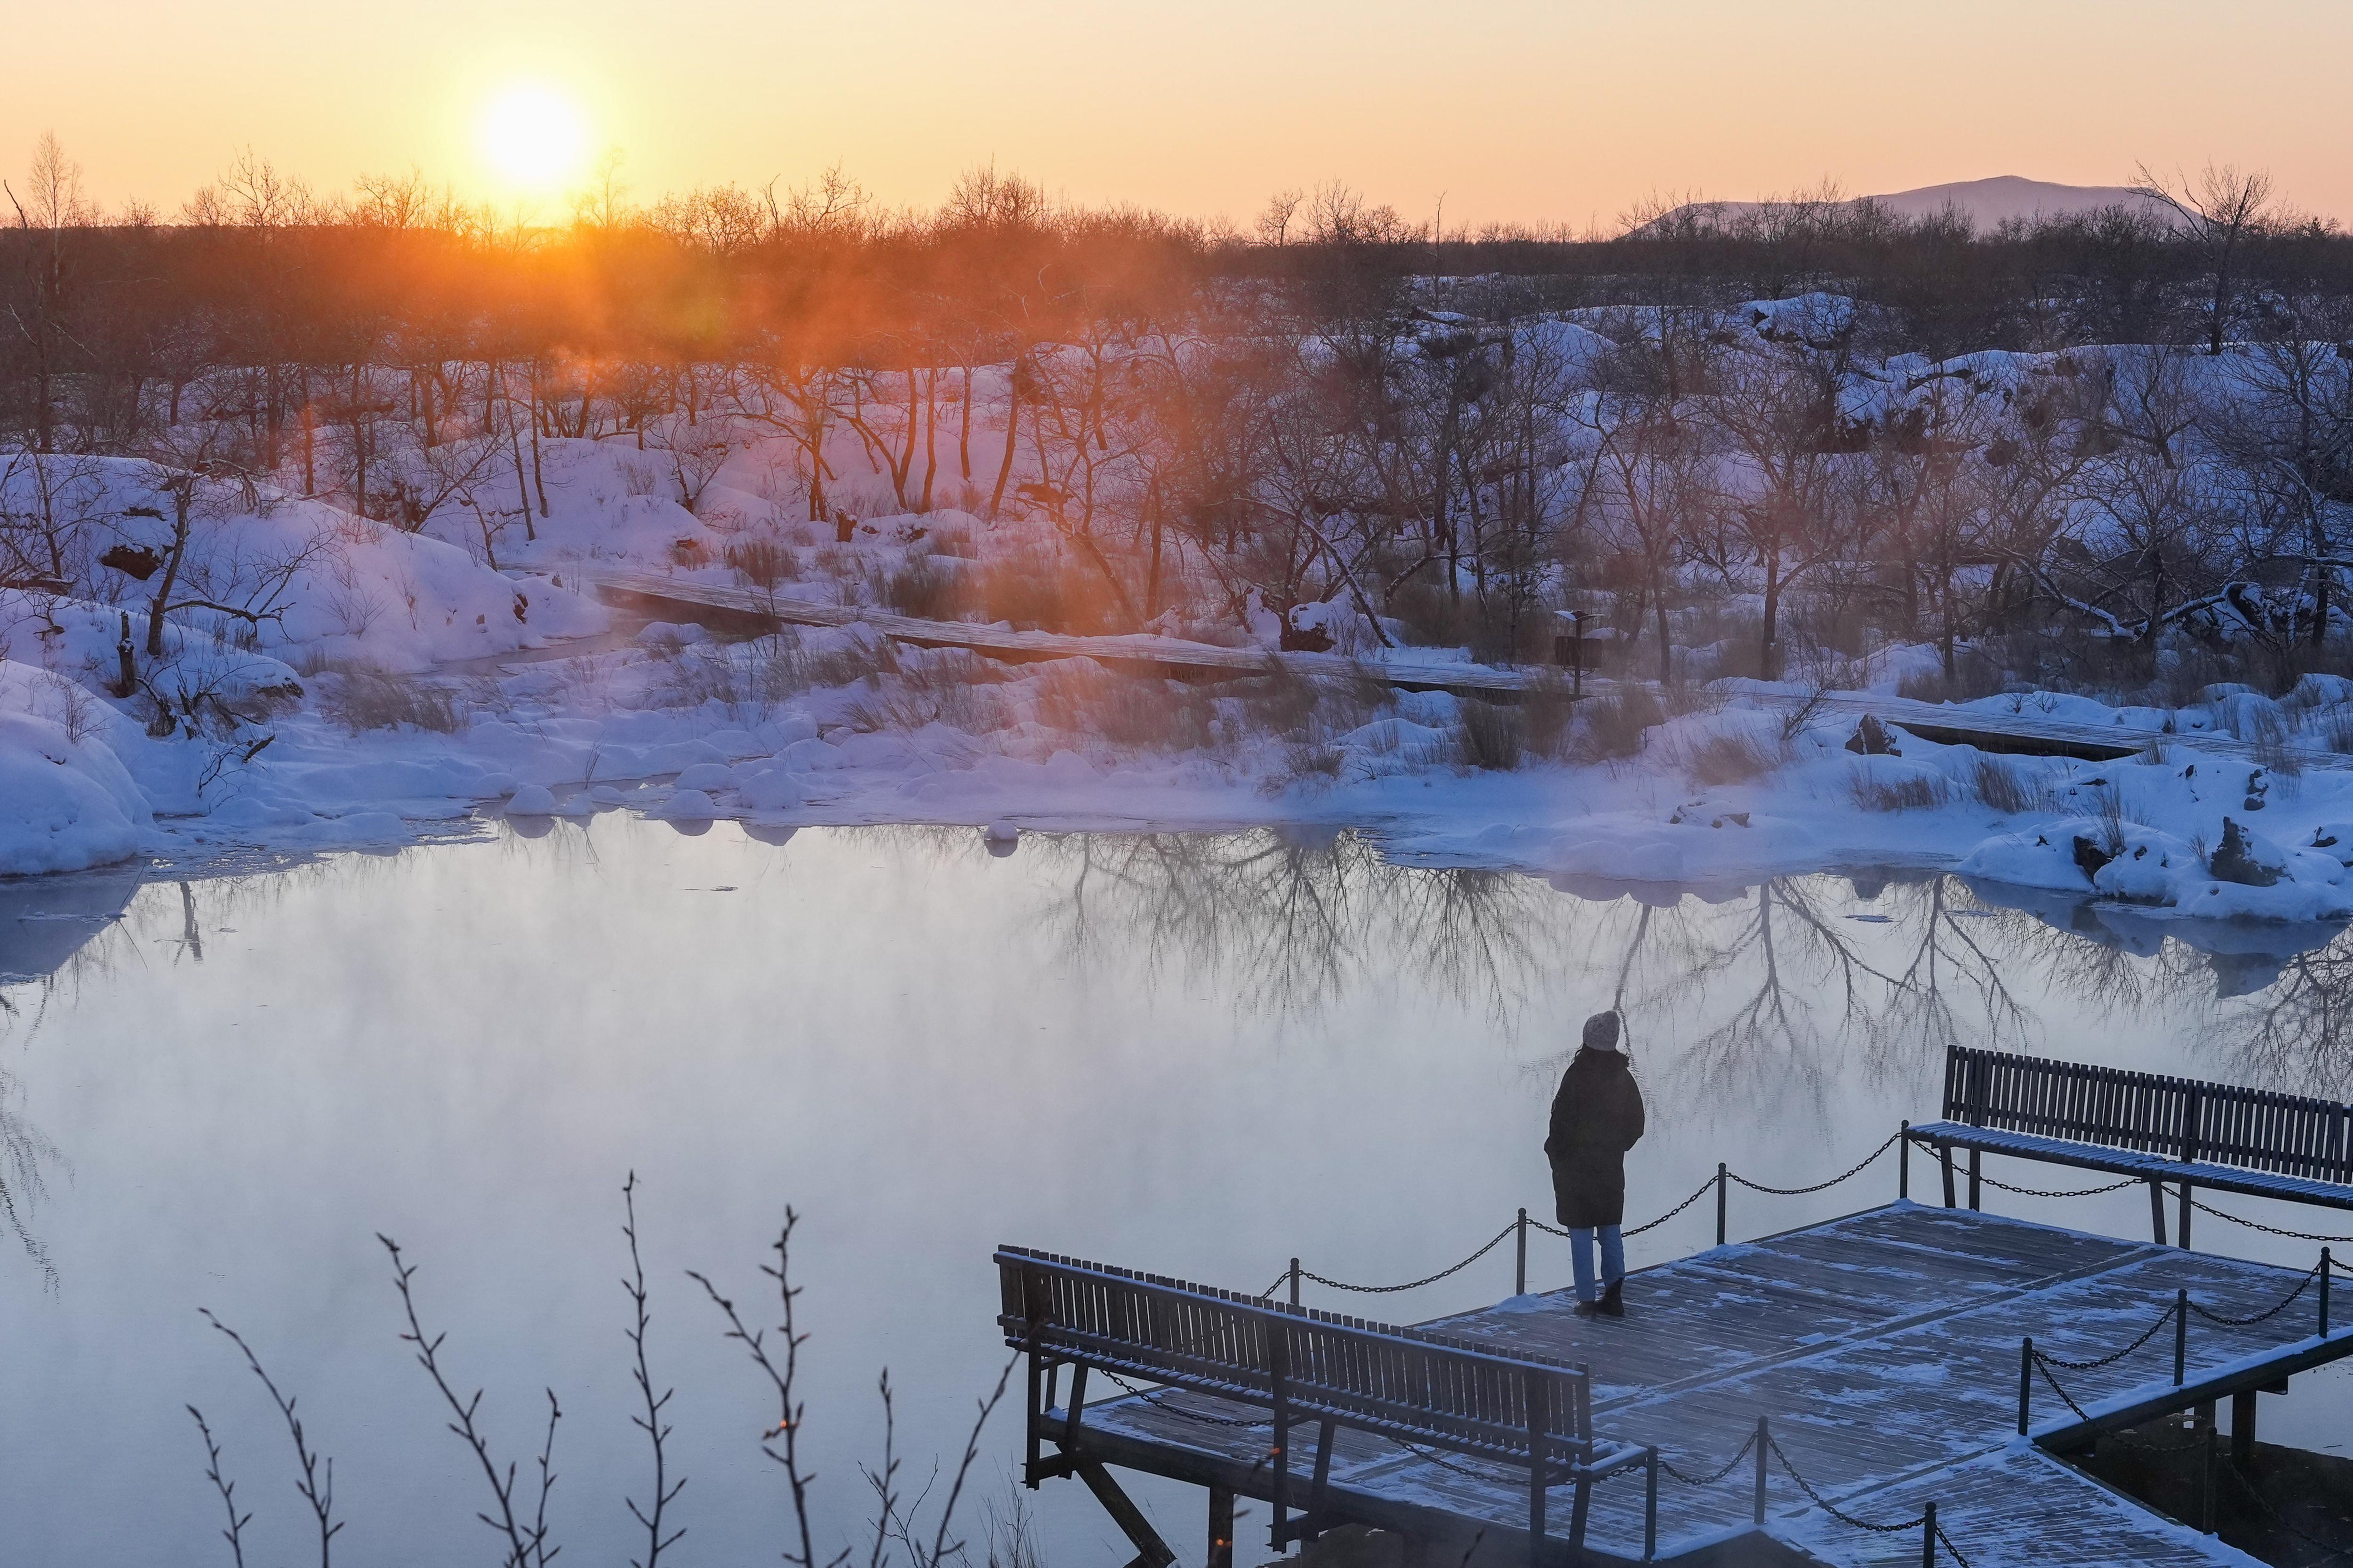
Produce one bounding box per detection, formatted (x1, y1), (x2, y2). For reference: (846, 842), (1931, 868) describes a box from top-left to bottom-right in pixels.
(1849, 765), (1951, 812)
(1681, 729), (1787, 786)
(724, 538), (801, 591)
(1569, 685), (1665, 762)
(870, 554), (969, 621)
(1518, 672), (1578, 760)
(1034, 661), (1215, 750)
(321, 668), (463, 733)
(1456, 701), (1524, 770)
(1970, 755), (2038, 814)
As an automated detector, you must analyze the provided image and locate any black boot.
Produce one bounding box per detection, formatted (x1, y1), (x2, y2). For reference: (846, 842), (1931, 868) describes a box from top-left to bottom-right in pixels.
(1597, 1277), (1625, 1318)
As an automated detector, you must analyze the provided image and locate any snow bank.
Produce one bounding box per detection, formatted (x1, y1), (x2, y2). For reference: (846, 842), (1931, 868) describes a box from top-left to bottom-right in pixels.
(0, 661), (153, 875)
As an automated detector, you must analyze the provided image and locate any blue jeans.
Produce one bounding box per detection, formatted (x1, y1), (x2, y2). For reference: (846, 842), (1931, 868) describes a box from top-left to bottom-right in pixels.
(1569, 1225), (1625, 1302)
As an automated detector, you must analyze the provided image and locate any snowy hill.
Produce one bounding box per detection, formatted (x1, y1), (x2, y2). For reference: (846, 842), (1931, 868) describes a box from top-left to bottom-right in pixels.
(1652, 175), (2171, 234)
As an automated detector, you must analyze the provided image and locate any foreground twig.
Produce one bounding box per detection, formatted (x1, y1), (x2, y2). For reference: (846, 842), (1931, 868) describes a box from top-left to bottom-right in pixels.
(688, 1208), (848, 1568)
(198, 1310), (340, 1568)
(378, 1233), (559, 1568)
(623, 1172), (686, 1568)
(186, 1404), (253, 1568)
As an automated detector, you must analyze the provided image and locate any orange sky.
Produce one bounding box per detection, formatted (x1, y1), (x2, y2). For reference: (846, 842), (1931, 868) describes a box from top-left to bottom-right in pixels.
(13, 0), (2352, 228)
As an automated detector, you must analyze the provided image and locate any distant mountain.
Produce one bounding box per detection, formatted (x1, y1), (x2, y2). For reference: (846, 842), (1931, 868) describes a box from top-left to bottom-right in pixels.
(1650, 176), (2171, 235)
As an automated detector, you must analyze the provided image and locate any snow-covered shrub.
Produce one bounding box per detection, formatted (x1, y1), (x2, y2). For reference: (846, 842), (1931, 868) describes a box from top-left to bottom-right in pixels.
(320, 668), (463, 733)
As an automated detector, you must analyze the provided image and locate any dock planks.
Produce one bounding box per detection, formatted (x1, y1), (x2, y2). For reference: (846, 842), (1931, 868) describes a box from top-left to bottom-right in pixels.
(1073, 1205), (2336, 1565)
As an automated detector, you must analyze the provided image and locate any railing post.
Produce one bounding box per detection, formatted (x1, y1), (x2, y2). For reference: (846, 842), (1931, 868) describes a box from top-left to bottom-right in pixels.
(1717, 1163), (1729, 1247)
(1644, 1447), (1659, 1561)
(1516, 1208), (1529, 1296)
(2200, 1412), (2217, 1534)
(1289, 1258), (1301, 1308)
(2175, 1288), (2189, 1386)
(2322, 1248), (2333, 1337)
(2017, 1337), (2033, 1436)
(1921, 1501), (1937, 1567)
(1899, 1120), (1910, 1201)
(1752, 1415), (1768, 1527)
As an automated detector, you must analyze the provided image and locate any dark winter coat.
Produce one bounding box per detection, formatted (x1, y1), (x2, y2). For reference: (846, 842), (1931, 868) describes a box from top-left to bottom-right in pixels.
(1545, 1049), (1647, 1229)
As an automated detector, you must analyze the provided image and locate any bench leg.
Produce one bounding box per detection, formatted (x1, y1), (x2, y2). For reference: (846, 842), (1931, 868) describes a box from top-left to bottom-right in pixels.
(2149, 1179), (2168, 1246)
(1208, 1486), (1234, 1568)
(1968, 1149), (1981, 1211)
(2232, 1391), (2257, 1469)
(2179, 1181), (2194, 1251)
(1940, 1145), (1956, 1208)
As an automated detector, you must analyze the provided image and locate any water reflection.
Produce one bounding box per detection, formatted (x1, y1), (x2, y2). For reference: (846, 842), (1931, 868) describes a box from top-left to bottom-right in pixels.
(7, 820), (2353, 1567)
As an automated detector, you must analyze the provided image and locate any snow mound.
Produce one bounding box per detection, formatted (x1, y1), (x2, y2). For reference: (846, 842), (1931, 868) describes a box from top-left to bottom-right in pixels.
(0, 662), (153, 875)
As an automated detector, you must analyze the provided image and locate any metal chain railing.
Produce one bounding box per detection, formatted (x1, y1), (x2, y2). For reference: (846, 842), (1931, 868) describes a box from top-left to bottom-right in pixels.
(2189, 1198), (2353, 1245)
(1656, 1428), (1758, 1488)
(1102, 1371), (1270, 1429)
(2029, 1300), (2181, 1371)
(2185, 1262), (2323, 1327)
(1974, 1170), (2138, 1199)
(1295, 1221), (1517, 1295)
(1727, 1131), (1902, 1195)
(2030, 1356), (2217, 1456)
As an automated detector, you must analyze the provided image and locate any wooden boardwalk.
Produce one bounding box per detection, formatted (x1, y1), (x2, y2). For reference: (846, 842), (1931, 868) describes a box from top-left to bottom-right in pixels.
(1069, 1205), (2345, 1566)
(573, 567), (2286, 767)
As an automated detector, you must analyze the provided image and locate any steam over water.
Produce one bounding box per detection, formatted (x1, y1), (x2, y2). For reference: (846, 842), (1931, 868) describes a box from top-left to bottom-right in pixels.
(2, 820), (2348, 1565)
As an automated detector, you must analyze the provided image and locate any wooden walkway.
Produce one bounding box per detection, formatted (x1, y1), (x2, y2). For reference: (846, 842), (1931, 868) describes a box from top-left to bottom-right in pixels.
(1069, 1205), (2345, 1566)
(572, 567), (2287, 767)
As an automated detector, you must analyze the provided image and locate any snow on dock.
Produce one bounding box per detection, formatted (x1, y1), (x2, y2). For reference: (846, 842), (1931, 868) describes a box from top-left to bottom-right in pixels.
(1061, 1205), (2343, 1566)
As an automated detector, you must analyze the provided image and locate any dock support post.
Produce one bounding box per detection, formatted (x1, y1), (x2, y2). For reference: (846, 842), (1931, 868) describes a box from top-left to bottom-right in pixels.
(1921, 1502), (1936, 1567)
(1524, 1372), (1549, 1568)
(1643, 1447), (1659, 1560)
(1899, 1121), (1909, 1200)
(2231, 1391), (2257, 1469)
(1207, 1487), (1233, 1568)
(1752, 1416), (1769, 1527)
(1077, 1461), (1176, 1568)
(2017, 1337), (2033, 1435)
(1967, 1148), (1981, 1211)
(1516, 1208), (1529, 1296)
(1716, 1163), (1729, 1246)
(2179, 1181), (2194, 1250)
(1289, 1259), (1301, 1308)
(2149, 1179), (2169, 1245)
(2175, 1289), (2189, 1385)
(1940, 1144), (1955, 1208)
(1269, 1336), (1290, 1551)
(2200, 1413), (2217, 1534)
(2321, 1248), (2332, 1336)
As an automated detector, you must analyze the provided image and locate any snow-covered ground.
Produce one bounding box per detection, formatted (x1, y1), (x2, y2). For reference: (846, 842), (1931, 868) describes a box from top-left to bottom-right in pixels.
(11, 448), (2353, 937)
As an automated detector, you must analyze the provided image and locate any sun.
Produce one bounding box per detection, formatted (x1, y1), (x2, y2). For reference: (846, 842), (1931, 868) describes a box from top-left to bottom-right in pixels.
(478, 83), (589, 192)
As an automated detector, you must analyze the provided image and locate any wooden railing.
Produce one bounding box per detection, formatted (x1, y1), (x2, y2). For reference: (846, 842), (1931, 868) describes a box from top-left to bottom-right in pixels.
(995, 1246), (1640, 1564)
(1944, 1045), (2353, 1184)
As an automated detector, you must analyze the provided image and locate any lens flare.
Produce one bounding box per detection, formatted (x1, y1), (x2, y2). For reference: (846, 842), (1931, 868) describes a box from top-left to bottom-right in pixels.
(478, 83), (588, 192)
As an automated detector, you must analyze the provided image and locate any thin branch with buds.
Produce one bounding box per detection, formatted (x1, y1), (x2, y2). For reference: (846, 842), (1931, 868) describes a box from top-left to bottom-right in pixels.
(198, 1310), (340, 1568)
(622, 1172), (686, 1568)
(186, 1404), (253, 1568)
(377, 1232), (560, 1568)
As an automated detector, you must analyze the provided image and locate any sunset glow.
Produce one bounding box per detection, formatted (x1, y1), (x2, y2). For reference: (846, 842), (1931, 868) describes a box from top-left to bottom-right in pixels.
(476, 82), (588, 193)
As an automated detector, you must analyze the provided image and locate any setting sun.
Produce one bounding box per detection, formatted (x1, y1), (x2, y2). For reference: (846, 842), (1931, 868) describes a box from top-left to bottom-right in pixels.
(476, 82), (587, 191)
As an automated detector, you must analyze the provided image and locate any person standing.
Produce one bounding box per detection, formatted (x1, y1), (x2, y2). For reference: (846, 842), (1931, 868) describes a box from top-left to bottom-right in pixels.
(1545, 1009), (1646, 1318)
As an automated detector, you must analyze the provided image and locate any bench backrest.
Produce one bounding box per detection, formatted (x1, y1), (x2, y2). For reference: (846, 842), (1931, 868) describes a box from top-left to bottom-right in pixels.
(995, 1247), (1591, 1466)
(1945, 1045), (2353, 1184)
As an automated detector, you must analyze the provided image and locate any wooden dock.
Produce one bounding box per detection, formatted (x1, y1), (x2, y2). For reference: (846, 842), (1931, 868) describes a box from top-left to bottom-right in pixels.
(1055, 1204), (2344, 1567)
(571, 566), (2286, 767)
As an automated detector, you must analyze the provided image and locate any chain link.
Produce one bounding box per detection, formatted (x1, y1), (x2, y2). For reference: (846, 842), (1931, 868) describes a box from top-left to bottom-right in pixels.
(1656, 1429), (1758, 1488)
(1763, 1429), (1929, 1536)
(1102, 1371), (1270, 1429)
(1728, 1132), (1902, 1196)
(1296, 1222), (1518, 1295)
(1974, 1171), (2139, 1199)
(2189, 1199), (2353, 1245)
(2185, 1263), (2322, 1327)
(2030, 1299), (2181, 1371)
(2031, 1354), (2209, 1454)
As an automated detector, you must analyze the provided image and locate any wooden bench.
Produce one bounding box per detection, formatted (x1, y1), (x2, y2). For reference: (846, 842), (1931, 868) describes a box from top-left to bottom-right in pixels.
(1910, 1044), (2353, 1245)
(994, 1247), (1645, 1568)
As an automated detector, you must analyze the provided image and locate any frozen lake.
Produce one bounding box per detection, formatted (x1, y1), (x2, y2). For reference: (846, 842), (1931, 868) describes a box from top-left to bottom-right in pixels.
(3, 818), (2350, 1567)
